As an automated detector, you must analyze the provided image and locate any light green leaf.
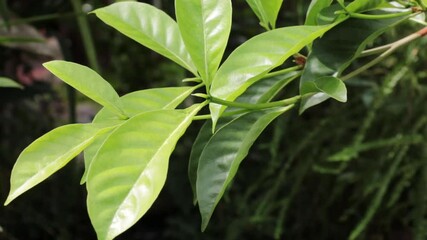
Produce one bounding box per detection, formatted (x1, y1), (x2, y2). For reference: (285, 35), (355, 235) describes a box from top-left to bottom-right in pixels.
(314, 76), (347, 102)
(4, 123), (115, 205)
(197, 106), (292, 231)
(93, 2), (197, 75)
(87, 105), (202, 240)
(176, 0), (232, 85)
(299, 11), (410, 113)
(81, 87), (194, 184)
(346, 0), (389, 13)
(189, 71), (300, 203)
(43, 60), (126, 118)
(305, 0), (333, 25)
(209, 24), (333, 129)
(0, 77), (23, 89)
(246, 0), (283, 29)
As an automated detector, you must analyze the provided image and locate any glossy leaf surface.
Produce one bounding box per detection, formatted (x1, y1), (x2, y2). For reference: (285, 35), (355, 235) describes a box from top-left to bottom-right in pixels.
(197, 106), (292, 231)
(0, 77), (23, 89)
(246, 0), (283, 29)
(305, 0), (333, 25)
(93, 2), (197, 75)
(314, 76), (347, 102)
(44, 61), (125, 118)
(5, 124), (114, 205)
(81, 87), (195, 184)
(299, 13), (409, 113)
(176, 0), (231, 85)
(189, 72), (299, 203)
(209, 24), (333, 128)
(87, 106), (201, 240)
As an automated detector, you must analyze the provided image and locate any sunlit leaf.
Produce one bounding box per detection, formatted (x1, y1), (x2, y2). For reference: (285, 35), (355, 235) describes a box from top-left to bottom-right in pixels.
(197, 106), (293, 231)
(81, 87), (195, 184)
(346, 0), (390, 13)
(0, 77), (23, 89)
(93, 2), (197, 75)
(176, 0), (232, 85)
(209, 24), (333, 129)
(87, 105), (202, 240)
(246, 0), (283, 29)
(43, 61), (126, 118)
(4, 123), (116, 205)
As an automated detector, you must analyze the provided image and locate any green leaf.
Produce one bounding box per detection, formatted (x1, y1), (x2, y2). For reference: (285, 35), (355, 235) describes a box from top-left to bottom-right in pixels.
(93, 2), (197, 75)
(0, 0), (10, 30)
(299, 12), (409, 113)
(4, 123), (115, 205)
(314, 76), (347, 102)
(175, 0), (232, 85)
(81, 87), (194, 184)
(0, 77), (23, 89)
(246, 0), (283, 29)
(189, 72), (298, 204)
(346, 0), (390, 13)
(209, 24), (333, 129)
(305, 0), (333, 25)
(43, 60), (126, 118)
(87, 105), (202, 240)
(197, 106), (292, 231)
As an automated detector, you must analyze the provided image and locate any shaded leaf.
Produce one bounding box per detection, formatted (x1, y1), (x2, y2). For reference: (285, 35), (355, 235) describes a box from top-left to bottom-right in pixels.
(0, 77), (23, 89)
(197, 106), (293, 231)
(305, 0), (333, 25)
(87, 105), (201, 240)
(4, 123), (115, 205)
(93, 2), (197, 75)
(189, 72), (299, 203)
(43, 61), (125, 118)
(299, 12), (409, 113)
(81, 87), (194, 184)
(246, 0), (283, 29)
(209, 24), (333, 129)
(314, 76), (347, 102)
(176, 0), (232, 85)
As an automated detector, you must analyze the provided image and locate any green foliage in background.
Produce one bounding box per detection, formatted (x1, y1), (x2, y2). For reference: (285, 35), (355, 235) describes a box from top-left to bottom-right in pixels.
(3, 0), (427, 239)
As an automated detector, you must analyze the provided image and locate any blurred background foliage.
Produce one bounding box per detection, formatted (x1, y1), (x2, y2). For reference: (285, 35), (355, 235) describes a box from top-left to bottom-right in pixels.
(1, 0), (427, 239)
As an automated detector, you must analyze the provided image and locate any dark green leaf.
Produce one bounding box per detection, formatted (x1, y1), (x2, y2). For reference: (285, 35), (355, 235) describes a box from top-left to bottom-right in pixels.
(305, 0), (333, 25)
(197, 106), (292, 231)
(189, 72), (299, 203)
(299, 13), (409, 113)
